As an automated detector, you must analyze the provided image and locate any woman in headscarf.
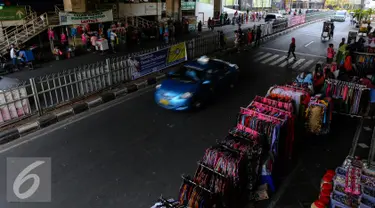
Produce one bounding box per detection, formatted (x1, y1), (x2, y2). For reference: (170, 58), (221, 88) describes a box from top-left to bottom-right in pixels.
(286, 37), (296, 60)
(313, 64), (325, 93)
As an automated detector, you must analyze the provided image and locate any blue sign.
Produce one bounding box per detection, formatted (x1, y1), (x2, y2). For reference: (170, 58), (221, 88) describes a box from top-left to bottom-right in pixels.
(130, 42), (187, 80)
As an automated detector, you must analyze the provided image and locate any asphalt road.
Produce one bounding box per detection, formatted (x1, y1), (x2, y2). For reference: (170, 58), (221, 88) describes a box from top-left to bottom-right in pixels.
(0, 19), (360, 208)
(6, 21), (263, 81)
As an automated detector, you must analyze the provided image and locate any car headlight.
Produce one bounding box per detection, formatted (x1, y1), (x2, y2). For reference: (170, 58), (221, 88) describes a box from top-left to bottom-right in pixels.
(180, 92), (192, 99)
(156, 84), (161, 89)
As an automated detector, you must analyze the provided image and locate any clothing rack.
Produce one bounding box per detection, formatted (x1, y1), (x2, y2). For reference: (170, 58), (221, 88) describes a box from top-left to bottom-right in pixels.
(240, 107), (286, 123)
(325, 79), (370, 116)
(325, 79), (369, 90)
(253, 95), (294, 113)
(181, 175), (214, 194)
(197, 161), (228, 178)
(158, 196), (184, 208)
(248, 101), (293, 117)
(229, 127), (258, 142)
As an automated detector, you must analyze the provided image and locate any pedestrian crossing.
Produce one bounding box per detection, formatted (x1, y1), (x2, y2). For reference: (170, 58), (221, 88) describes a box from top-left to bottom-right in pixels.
(252, 51), (324, 72)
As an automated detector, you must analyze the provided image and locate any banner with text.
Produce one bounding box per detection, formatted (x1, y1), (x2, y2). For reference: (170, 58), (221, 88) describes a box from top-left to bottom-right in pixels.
(59, 10), (113, 25)
(130, 42), (187, 80)
(288, 15), (306, 28)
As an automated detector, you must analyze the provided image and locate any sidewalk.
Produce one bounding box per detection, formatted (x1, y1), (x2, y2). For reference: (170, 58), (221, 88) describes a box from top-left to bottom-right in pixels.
(7, 20), (263, 81)
(266, 115), (362, 208)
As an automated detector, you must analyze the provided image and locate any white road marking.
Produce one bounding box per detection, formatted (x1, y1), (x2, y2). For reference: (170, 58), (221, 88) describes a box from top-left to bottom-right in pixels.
(304, 41), (314, 47)
(291, 59), (305, 69)
(299, 60), (315, 71)
(261, 54), (279, 64)
(270, 55), (287, 66)
(254, 53), (272, 62)
(358, 143), (369, 148)
(261, 46), (325, 58)
(253, 51), (265, 57)
(279, 58), (295, 67)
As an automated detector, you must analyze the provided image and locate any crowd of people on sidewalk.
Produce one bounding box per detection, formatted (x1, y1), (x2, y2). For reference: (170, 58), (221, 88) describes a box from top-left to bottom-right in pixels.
(233, 24), (263, 53)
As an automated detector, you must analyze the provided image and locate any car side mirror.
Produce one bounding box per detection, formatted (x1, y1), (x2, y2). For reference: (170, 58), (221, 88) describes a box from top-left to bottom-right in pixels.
(202, 80), (211, 84)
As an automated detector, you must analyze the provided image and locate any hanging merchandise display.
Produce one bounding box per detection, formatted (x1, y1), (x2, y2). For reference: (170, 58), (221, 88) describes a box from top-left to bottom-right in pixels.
(267, 85), (311, 119)
(324, 79), (370, 116)
(253, 95), (294, 114)
(178, 176), (215, 207)
(305, 95), (333, 135)
(355, 52), (375, 76)
(151, 82), (316, 208)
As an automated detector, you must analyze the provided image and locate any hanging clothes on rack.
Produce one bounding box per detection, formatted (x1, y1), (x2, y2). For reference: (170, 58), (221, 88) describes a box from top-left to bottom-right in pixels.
(178, 176), (214, 207)
(355, 52), (375, 76)
(324, 79), (369, 116)
(253, 95), (295, 114)
(219, 133), (263, 192)
(305, 96), (333, 135)
(267, 85), (311, 118)
(237, 108), (286, 192)
(248, 101), (295, 160)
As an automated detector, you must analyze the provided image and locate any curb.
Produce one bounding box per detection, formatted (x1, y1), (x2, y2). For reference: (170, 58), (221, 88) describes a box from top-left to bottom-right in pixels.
(0, 16), (330, 145)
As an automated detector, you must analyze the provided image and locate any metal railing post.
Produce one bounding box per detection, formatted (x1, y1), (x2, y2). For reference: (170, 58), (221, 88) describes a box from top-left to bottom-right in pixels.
(29, 78), (43, 116)
(106, 58), (113, 86)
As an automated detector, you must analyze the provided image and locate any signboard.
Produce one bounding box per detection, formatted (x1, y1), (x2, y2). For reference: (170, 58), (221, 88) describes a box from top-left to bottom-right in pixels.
(129, 42), (187, 79)
(288, 15), (305, 27)
(0, 6), (25, 20)
(183, 16), (197, 31)
(145, 4), (157, 15)
(181, 2), (196, 10)
(59, 10), (114, 25)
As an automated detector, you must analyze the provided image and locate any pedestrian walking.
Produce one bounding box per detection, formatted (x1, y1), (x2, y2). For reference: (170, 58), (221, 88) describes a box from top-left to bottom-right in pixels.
(330, 23), (335, 38)
(326, 44), (335, 64)
(219, 31), (226, 49)
(286, 37), (297, 60)
(198, 21), (202, 35)
(339, 38), (346, 48)
(110, 30), (117, 53)
(255, 26), (261, 47)
(247, 28), (253, 46)
(234, 31), (240, 53)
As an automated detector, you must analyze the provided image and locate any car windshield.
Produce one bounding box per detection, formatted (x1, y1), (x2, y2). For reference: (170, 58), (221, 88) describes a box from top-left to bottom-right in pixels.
(335, 11), (345, 16)
(266, 15), (276, 19)
(169, 66), (205, 82)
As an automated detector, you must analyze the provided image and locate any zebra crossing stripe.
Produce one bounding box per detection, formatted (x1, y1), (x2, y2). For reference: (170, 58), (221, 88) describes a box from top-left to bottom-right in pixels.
(279, 58), (295, 67)
(291, 59), (305, 69)
(299, 60), (315, 71)
(253, 51), (265, 58)
(254, 53), (272, 62)
(270, 55), (287, 66)
(261, 54), (279, 64)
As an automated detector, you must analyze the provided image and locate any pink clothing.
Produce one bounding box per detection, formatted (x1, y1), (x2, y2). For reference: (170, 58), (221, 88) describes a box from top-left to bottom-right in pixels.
(60, 33), (67, 44)
(327, 47), (335, 58)
(81, 33), (86, 41)
(48, 29), (54, 40)
(90, 36), (97, 46)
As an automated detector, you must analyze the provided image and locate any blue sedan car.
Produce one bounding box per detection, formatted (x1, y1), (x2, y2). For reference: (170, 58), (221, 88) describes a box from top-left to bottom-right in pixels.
(155, 56), (239, 110)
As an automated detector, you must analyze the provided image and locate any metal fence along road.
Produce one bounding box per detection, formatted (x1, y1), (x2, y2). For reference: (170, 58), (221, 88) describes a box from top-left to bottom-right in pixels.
(0, 11), (333, 127)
